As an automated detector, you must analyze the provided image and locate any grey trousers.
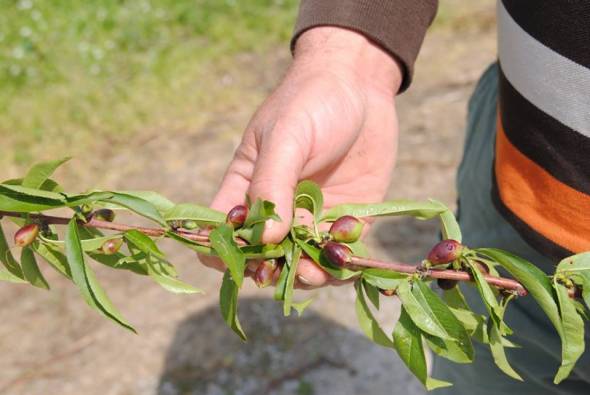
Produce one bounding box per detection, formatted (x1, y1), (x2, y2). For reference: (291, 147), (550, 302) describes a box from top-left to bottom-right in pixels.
(430, 64), (590, 394)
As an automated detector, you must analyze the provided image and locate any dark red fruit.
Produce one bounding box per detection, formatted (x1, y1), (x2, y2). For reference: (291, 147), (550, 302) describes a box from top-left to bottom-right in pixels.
(437, 278), (458, 290)
(226, 205), (248, 228)
(101, 238), (123, 255)
(322, 241), (352, 268)
(93, 208), (116, 222)
(427, 239), (464, 265)
(14, 224), (39, 247)
(329, 215), (364, 243)
(379, 288), (397, 296)
(254, 259), (278, 288)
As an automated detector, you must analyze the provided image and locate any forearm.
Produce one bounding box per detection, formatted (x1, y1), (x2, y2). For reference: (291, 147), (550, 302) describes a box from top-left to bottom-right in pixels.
(292, 0), (438, 92)
(293, 27), (403, 96)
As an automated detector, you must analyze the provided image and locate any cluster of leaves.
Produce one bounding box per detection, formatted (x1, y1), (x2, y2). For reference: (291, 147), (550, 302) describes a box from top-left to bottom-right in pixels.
(1, 158), (589, 389)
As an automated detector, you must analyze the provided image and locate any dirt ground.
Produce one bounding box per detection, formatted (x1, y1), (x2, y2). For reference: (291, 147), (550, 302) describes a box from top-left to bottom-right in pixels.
(0, 5), (497, 395)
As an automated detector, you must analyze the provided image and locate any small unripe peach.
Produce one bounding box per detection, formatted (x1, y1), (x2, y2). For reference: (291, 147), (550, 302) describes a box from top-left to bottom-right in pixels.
(93, 208), (116, 222)
(254, 259), (278, 288)
(226, 205), (248, 228)
(329, 215), (364, 243)
(427, 239), (464, 265)
(437, 278), (458, 290)
(101, 238), (123, 255)
(322, 241), (353, 268)
(14, 224), (39, 247)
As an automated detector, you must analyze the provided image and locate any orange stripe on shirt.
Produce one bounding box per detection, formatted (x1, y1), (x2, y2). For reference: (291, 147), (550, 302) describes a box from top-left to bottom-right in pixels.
(495, 115), (590, 253)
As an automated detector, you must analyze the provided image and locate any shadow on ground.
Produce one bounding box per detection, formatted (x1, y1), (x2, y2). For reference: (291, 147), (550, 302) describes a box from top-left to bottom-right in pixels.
(157, 297), (426, 395)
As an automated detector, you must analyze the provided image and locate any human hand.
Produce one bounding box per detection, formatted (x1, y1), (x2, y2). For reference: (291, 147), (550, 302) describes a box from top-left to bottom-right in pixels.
(200, 26), (403, 288)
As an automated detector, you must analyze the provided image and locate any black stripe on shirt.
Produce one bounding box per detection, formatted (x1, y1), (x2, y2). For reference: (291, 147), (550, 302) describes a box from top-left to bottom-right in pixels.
(502, 0), (590, 68)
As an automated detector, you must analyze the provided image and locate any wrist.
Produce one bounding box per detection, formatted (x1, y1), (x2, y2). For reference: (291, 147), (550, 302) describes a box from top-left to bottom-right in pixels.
(293, 27), (403, 95)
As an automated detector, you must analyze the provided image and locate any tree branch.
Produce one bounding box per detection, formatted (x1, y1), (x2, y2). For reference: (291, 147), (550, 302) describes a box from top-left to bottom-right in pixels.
(0, 210), (530, 296)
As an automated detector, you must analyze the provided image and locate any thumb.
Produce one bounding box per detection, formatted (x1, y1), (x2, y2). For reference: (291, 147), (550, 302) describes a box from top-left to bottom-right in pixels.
(248, 126), (309, 244)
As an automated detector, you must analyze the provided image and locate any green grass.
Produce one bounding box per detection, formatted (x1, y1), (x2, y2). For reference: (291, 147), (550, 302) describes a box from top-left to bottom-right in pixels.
(0, 0), (298, 166)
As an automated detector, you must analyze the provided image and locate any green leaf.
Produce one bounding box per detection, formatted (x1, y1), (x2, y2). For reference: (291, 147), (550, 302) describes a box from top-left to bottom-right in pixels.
(0, 267), (27, 283)
(478, 248), (562, 334)
(354, 281), (393, 348)
(220, 270), (246, 341)
(240, 244), (284, 259)
(0, 223), (24, 279)
(283, 243), (302, 316)
(363, 279), (381, 310)
(464, 258), (507, 334)
(361, 268), (407, 290)
(21, 247), (50, 289)
(346, 239), (370, 258)
(424, 334), (473, 364)
(553, 282), (585, 384)
(0, 184), (65, 201)
(396, 280), (459, 341)
(274, 238), (292, 301)
(393, 307), (452, 390)
(437, 206), (462, 242)
(117, 191), (175, 214)
(209, 224), (246, 288)
(107, 192), (167, 226)
(294, 180), (324, 224)
(294, 238), (360, 280)
(0, 184), (66, 212)
(164, 203), (226, 225)
(124, 230), (166, 260)
(321, 199), (448, 222)
(292, 299), (313, 316)
(2, 177), (63, 192)
(32, 243), (72, 279)
(65, 218), (135, 332)
(488, 319), (523, 381)
(22, 157), (71, 189)
(146, 260), (202, 294)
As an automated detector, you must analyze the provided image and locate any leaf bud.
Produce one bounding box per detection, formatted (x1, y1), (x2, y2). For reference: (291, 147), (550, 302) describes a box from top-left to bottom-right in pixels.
(226, 205), (248, 228)
(329, 215), (364, 243)
(182, 220), (199, 230)
(254, 259), (278, 288)
(14, 224), (39, 247)
(322, 241), (353, 268)
(427, 239), (465, 265)
(101, 238), (123, 255)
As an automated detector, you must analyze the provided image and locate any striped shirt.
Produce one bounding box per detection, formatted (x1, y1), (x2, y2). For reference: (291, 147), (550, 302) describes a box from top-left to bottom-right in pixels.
(294, 0), (590, 261)
(492, 0), (590, 260)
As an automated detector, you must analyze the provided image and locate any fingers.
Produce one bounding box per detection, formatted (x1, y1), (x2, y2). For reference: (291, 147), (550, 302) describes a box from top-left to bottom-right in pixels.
(248, 122), (310, 244)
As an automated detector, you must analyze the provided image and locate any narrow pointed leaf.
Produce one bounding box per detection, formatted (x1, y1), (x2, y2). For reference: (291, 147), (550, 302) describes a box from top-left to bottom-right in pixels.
(321, 200), (448, 222)
(294, 180), (324, 224)
(21, 247), (49, 289)
(355, 281), (393, 348)
(553, 282), (585, 384)
(0, 223), (24, 279)
(210, 224), (245, 287)
(393, 307), (452, 390)
(22, 157), (71, 189)
(220, 270), (246, 341)
(66, 218), (135, 332)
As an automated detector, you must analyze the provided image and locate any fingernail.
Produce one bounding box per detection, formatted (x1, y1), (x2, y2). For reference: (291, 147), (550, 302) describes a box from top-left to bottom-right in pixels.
(297, 274), (313, 286)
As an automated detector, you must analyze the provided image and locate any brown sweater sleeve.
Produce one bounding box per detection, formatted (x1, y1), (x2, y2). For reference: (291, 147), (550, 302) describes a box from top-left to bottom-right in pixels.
(292, 0), (438, 92)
